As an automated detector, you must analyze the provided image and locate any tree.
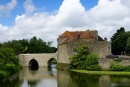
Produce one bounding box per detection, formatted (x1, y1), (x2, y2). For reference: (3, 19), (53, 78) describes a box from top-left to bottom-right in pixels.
(111, 27), (126, 55)
(69, 44), (90, 69)
(28, 36), (48, 53)
(111, 27), (125, 41)
(0, 48), (21, 78)
(69, 44), (100, 70)
(0, 36), (57, 54)
(126, 37), (130, 55)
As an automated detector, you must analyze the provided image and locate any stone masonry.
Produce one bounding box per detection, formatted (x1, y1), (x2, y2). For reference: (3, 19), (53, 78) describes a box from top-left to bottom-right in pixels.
(57, 30), (111, 64)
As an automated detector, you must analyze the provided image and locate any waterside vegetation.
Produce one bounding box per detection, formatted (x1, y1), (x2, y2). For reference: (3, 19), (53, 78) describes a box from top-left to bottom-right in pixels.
(0, 48), (21, 79)
(0, 36), (57, 79)
(69, 44), (130, 74)
(72, 70), (130, 75)
(69, 27), (130, 74)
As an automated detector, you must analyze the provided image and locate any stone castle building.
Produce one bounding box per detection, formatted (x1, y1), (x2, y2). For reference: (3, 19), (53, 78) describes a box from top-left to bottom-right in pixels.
(57, 30), (111, 64)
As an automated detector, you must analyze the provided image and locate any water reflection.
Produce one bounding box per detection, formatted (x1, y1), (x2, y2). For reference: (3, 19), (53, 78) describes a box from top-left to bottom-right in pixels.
(1, 66), (130, 87)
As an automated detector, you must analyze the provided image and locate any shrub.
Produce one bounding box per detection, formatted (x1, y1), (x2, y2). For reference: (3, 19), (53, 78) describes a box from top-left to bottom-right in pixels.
(69, 45), (90, 69)
(106, 55), (119, 58)
(110, 63), (124, 71)
(0, 71), (9, 78)
(114, 58), (122, 62)
(87, 65), (102, 71)
(124, 65), (130, 72)
(85, 53), (99, 67)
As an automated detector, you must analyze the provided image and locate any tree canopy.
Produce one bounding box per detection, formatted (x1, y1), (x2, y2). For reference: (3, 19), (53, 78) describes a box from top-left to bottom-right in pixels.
(0, 36), (57, 55)
(0, 48), (21, 78)
(111, 27), (130, 55)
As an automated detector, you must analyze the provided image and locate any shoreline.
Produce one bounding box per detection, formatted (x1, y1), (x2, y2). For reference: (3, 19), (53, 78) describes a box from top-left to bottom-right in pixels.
(71, 70), (130, 75)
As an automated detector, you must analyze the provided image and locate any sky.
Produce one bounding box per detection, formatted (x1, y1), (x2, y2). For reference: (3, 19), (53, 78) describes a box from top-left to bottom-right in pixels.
(0, 0), (130, 47)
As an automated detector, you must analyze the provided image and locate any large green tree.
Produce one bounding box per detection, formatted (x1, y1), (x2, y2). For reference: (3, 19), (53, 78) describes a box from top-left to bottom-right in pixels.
(111, 27), (125, 42)
(69, 44), (100, 70)
(0, 36), (57, 55)
(111, 27), (128, 55)
(69, 45), (90, 69)
(0, 48), (21, 78)
(126, 36), (130, 55)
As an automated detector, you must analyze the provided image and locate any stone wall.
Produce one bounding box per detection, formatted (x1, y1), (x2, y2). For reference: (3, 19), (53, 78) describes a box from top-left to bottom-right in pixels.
(99, 58), (130, 69)
(57, 38), (111, 64)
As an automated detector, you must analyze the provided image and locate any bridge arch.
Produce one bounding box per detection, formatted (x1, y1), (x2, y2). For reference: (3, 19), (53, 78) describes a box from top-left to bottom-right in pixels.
(47, 58), (57, 67)
(19, 53), (57, 67)
(28, 59), (39, 70)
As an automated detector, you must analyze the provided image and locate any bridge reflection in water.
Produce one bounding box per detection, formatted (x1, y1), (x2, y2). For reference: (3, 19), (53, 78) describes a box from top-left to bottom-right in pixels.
(19, 66), (57, 81)
(2, 66), (130, 87)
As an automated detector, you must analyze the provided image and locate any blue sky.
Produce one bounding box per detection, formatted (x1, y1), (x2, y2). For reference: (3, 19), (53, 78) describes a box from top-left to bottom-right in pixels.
(0, 0), (129, 47)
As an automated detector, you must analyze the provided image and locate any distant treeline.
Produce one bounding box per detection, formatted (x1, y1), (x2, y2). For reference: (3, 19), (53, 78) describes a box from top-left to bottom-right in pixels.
(111, 27), (130, 55)
(0, 36), (57, 55)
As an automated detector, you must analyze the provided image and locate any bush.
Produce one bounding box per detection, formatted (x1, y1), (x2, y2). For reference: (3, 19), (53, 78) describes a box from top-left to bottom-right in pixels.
(87, 65), (102, 71)
(124, 65), (130, 72)
(0, 71), (9, 78)
(69, 45), (90, 69)
(110, 63), (124, 71)
(114, 58), (122, 62)
(85, 53), (99, 67)
(106, 55), (119, 58)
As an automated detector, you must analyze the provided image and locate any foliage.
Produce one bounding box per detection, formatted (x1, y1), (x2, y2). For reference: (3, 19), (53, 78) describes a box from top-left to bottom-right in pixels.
(69, 44), (90, 69)
(72, 70), (130, 75)
(114, 58), (122, 62)
(0, 70), (9, 78)
(111, 27), (125, 42)
(69, 45), (100, 71)
(111, 27), (130, 55)
(110, 63), (124, 71)
(125, 37), (130, 55)
(86, 65), (102, 71)
(0, 36), (57, 55)
(124, 65), (130, 72)
(51, 59), (57, 64)
(0, 48), (21, 78)
(85, 53), (99, 67)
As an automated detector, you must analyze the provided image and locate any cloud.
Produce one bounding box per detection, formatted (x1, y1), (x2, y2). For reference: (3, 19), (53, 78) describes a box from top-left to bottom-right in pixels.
(0, 0), (17, 16)
(0, 0), (130, 47)
(23, 0), (36, 15)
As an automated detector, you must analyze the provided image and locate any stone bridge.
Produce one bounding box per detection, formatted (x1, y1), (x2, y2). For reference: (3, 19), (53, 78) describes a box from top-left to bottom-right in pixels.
(19, 53), (57, 67)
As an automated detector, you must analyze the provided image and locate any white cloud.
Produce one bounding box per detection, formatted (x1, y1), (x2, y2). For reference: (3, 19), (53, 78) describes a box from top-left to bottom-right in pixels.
(0, 0), (17, 16)
(0, 0), (130, 47)
(23, 0), (36, 15)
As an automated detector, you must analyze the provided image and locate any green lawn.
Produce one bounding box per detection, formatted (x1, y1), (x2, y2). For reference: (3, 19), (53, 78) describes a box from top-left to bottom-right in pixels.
(71, 70), (130, 75)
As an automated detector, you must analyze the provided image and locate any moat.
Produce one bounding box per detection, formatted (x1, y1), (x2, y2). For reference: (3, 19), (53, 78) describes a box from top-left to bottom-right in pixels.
(1, 65), (130, 87)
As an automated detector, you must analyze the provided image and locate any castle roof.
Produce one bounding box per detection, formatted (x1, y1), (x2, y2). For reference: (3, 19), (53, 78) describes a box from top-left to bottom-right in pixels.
(59, 30), (104, 44)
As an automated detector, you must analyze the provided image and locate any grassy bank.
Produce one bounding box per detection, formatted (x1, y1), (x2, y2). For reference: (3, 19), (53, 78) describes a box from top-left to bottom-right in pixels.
(72, 70), (130, 75)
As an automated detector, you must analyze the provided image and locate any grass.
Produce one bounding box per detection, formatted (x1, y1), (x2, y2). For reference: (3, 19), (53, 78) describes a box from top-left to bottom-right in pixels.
(71, 70), (130, 75)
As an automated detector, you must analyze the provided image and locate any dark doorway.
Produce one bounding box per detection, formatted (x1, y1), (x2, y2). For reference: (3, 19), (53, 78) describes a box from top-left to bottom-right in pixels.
(29, 59), (39, 70)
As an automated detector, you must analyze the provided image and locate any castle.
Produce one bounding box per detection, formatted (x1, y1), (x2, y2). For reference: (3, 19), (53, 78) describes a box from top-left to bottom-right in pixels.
(57, 30), (111, 64)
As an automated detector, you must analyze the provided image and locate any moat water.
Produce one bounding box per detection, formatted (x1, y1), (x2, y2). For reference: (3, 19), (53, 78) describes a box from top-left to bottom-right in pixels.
(1, 65), (130, 87)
